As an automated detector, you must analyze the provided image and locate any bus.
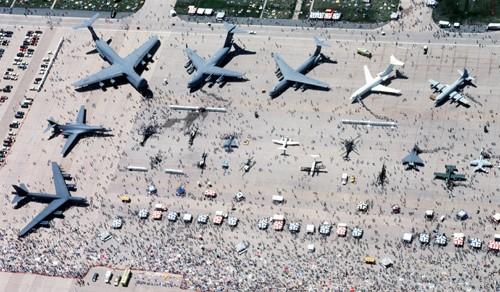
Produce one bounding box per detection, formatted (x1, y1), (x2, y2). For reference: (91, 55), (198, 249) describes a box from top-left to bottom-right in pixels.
(120, 268), (132, 287)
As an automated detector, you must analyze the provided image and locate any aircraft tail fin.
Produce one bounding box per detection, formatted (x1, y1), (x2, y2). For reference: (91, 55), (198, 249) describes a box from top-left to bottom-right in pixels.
(232, 43), (255, 55)
(389, 55), (404, 66)
(379, 55), (404, 78)
(73, 13), (99, 30)
(44, 117), (59, 133)
(73, 13), (100, 41)
(313, 36), (329, 56)
(12, 184), (28, 196)
(458, 68), (474, 82)
(223, 22), (246, 48)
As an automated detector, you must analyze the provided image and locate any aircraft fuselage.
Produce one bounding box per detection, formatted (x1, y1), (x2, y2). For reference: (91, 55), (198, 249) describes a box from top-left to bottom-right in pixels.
(95, 39), (147, 90)
(270, 54), (320, 98)
(188, 47), (231, 89)
(434, 78), (464, 106)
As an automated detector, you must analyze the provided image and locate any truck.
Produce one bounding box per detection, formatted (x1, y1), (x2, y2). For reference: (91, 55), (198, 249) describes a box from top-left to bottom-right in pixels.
(104, 270), (113, 284)
(438, 20), (451, 28)
(357, 48), (372, 58)
(341, 173), (348, 185)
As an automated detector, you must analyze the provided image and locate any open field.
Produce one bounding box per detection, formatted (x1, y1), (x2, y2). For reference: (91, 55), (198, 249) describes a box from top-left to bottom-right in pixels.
(312, 0), (400, 22)
(15, 0), (53, 9)
(54, 0), (145, 12)
(174, 0), (264, 18)
(432, 0), (500, 24)
(0, 0), (145, 12)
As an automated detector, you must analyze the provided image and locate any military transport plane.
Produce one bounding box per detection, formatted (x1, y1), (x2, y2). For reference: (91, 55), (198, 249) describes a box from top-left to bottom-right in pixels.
(351, 55), (404, 103)
(45, 105), (111, 157)
(184, 23), (254, 91)
(300, 155), (328, 176)
(470, 151), (493, 173)
(72, 13), (160, 96)
(12, 162), (88, 237)
(402, 145), (425, 171)
(270, 37), (332, 98)
(433, 164), (466, 189)
(429, 68), (475, 107)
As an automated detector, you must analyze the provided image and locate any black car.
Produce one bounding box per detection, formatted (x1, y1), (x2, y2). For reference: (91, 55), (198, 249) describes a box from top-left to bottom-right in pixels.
(16, 52), (24, 57)
(92, 273), (98, 282)
(15, 111), (24, 119)
(3, 86), (12, 93)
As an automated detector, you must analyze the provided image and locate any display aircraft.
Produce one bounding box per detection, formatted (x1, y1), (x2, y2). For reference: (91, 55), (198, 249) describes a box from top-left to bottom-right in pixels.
(351, 55), (404, 103)
(222, 135), (238, 152)
(272, 137), (300, 155)
(470, 151), (492, 173)
(73, 13), (161, 96)
(45, 105), (112, 157)
(169, 105), (227, 113)
(433, 164), (466, 189)
(184, 23), (254, 91)
(12, 162), (88, 237)
(300, 155), (328, 176)
(429, 68), (475, 107)
(402, 145), (425, 171)
(270, 37), (333, 98)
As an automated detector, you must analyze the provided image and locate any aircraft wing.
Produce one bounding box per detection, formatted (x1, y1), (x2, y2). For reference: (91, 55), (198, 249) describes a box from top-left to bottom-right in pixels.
(52, 162), (71, 198)
(184, 48), (205, 70)
(363, 65), (374, 83)
(372, 84), (401, 94)
(203, 65), (243, 79)
(73, 64), (124, 88)
(449, 91), (469, 105)
(76, 106), (86, 124)
(18, 198), (66, 237)
(433, 172), (447, 179)
(272, 139), (285, 145)
(287, 141), (300, 146)
(274, 53), (329, 89)
(124, 36), (160, 69)
(429, 79), (446, 92)
(61, 133), (80, 157)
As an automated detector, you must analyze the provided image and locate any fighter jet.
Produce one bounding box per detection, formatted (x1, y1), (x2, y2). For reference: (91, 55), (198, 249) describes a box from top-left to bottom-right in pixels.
(433, 164), (466, 189)
(169, 105), (227, 113)
(222, 135), (238, 152)
(45, 105), (112, 157)
(184, 23), (254, 91)
(72, 14), (161, 96)
(402, 145), (425, 171)
(470, 151), (492, 173)
(300, 155), (328, 176)
(429, 68), (475, 107)
(272, 137), (300, 155)
(12, 162), (88, 237)
(351, 55), (404, 103)
(270, 37), (332, 98)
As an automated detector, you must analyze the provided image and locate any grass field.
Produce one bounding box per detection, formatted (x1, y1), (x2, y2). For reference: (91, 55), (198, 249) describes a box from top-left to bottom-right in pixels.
(54, 0), (145, 12)
(15, 0), (52, 8)
(299, 0), (313, 19)
(175, 0), (265, 18)
(312, 0), (400, 22)
(0, 0), (13, 7)
(261, 0), (296, 18)
(432, 0), (500, 24)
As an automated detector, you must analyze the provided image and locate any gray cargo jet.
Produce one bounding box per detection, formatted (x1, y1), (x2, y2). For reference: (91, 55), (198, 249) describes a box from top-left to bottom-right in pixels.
(429, 68), (475, 107)
(45, 105), (112, 157)
(12, 162), (88, 237)
(73, 14), (161, 96)
(270, 37), (333, 98)
(184, 23), (254, 91)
